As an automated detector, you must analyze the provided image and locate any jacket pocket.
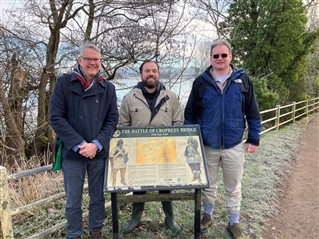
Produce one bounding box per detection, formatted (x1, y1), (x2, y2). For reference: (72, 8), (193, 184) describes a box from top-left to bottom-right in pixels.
(158, 105), (172, 113)
(129, 105), (145, 113)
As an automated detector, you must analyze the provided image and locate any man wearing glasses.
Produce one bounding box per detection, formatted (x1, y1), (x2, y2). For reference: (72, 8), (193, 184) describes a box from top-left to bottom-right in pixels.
(50, 42), (119, 239)
(184, 39), (261, 239)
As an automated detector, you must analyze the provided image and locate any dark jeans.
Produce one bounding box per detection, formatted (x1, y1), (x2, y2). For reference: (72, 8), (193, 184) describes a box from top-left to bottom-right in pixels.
(62, 157), (106, 238)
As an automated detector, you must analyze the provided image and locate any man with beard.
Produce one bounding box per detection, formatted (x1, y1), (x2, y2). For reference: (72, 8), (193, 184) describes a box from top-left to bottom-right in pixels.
(118, 60), (183, 234)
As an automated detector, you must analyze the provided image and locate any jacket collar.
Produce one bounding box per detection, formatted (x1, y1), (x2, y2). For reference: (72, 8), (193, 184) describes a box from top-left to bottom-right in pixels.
(203, 64), (245, 83)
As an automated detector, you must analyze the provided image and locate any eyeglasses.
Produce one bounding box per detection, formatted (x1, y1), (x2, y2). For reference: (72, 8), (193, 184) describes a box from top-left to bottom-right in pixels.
(212, 54), (228, 59)
(81, 56), (102, 63)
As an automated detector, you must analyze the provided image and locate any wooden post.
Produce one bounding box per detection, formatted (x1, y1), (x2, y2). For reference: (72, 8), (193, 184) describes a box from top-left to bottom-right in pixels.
(0, 166), (14, 239)
(276, 105), (280, 130)
(292, 101), (296, 123)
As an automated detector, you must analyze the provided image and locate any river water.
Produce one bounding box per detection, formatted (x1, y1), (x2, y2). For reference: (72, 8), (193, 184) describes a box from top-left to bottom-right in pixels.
(113, 77), (194, 107)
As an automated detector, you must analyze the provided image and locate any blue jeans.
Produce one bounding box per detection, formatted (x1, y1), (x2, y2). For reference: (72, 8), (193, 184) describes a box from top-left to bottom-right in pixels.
(62, 157), (106, 238)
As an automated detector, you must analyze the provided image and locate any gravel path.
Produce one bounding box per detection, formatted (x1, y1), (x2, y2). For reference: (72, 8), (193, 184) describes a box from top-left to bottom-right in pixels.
(262, 113), (319, 239)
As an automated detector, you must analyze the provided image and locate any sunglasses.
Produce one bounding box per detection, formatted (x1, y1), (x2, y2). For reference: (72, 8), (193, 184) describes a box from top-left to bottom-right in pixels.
(212, 54), (228, 59)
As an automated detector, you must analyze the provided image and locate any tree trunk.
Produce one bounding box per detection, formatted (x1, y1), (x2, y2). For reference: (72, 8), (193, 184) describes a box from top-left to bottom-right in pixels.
(0, 78), (25, 167)
(35, 0), (74, 156)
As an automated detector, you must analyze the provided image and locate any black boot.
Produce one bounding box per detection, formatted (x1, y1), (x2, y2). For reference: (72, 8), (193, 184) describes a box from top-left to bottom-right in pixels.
(161, 201), (181, 234)
(121, 202), (144, 234)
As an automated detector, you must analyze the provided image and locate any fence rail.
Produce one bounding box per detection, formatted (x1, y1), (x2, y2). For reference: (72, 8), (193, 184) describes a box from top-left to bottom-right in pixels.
(0, 97), (318, 239)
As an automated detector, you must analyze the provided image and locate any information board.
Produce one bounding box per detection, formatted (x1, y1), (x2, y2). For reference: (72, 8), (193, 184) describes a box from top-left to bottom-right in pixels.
(104, 125), (210, 192)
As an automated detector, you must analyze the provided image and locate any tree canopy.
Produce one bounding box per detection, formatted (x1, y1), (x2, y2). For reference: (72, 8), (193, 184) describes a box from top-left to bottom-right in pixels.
(219, 0), (319, 105)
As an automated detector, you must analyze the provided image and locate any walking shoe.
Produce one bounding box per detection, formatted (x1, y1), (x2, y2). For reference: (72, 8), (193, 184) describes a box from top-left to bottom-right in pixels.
(228, 223), (245, 239)
(89, 227), (103, 239)
(200, 213), (212, 232)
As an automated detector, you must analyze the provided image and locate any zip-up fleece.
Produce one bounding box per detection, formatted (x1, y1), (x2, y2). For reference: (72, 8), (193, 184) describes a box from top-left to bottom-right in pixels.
(184, 65), (261, 149)
(118, 82), (183, 127)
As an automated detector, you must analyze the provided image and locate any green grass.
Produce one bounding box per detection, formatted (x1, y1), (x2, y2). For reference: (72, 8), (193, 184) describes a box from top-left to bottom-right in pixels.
(11, 116), (311, 239)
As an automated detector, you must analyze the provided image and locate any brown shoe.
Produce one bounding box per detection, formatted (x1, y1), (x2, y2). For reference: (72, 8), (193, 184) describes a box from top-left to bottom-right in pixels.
(200, 213), (212, 232)
(89, 227), (102, 239)
(228, 223), (245, 239)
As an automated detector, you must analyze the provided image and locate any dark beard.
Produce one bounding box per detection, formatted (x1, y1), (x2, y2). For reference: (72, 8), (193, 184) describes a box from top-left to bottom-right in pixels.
(143, 82), (157, 88)
(142, 77), (158, 89)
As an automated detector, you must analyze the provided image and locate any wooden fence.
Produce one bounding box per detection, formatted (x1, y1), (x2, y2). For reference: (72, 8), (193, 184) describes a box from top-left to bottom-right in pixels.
(0, 97), (318, 239)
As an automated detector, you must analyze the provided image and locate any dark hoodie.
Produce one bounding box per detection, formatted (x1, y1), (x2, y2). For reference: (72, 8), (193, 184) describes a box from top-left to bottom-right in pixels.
(135, 82), (166, 112)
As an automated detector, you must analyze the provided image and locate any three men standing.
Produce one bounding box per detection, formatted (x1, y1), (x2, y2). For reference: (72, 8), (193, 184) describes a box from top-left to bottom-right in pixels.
(50, 38), (260, 239)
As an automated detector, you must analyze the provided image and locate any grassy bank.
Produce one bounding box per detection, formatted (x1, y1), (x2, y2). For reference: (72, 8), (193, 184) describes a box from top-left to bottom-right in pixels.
(11, 116), (310, 239)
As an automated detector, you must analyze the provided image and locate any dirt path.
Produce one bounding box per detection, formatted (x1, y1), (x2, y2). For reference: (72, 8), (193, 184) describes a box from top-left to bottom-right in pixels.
(262, 113), (319, 239)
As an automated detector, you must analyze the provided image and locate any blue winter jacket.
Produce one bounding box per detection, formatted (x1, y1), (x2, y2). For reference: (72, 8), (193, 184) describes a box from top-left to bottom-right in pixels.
(184, 65), (261, 149)
(49, 73), (119, 160)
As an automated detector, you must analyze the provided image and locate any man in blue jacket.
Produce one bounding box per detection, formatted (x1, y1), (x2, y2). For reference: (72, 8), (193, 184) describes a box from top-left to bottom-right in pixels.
(184, 39), (261, 239)
(50, 42), (119, 239)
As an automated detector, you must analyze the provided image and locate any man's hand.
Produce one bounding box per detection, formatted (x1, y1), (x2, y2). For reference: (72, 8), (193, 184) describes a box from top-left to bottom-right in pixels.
(245, 143), (258, 153)
(78, 142), (98, 159)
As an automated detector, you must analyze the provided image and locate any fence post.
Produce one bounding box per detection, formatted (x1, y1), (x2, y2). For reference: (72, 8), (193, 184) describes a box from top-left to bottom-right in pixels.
(276, 105), (280, 130)
(0, 166), (14, 239)
(306, 100), (309, 117)
(292, 101), (296, 123)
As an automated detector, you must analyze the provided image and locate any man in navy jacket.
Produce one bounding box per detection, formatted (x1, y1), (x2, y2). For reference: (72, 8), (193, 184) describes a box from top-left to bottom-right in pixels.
(50, 42), (118, 239)
(184, 39), (261, 239)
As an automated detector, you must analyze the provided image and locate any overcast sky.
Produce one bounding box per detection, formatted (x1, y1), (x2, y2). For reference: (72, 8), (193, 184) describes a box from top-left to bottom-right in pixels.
(1, 0), (22, 10)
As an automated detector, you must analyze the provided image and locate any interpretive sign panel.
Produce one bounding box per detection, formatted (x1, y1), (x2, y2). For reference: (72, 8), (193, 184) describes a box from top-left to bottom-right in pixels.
(104, 125), (210, 192)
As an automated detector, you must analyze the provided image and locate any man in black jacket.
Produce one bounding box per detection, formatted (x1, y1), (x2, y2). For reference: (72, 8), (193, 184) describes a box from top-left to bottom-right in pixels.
(50, 42), (118, 239)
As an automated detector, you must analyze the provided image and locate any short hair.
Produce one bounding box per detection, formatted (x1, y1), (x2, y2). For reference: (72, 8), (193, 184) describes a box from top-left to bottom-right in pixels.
(139, 60), (160, 74)
(79, 42), (101, 57)
(210, 39), (232, 56)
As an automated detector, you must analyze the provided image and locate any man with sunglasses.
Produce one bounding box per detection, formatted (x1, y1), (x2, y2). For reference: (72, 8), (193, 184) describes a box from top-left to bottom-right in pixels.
(50, 42), (119, 239)
(184, 39), (261, 239)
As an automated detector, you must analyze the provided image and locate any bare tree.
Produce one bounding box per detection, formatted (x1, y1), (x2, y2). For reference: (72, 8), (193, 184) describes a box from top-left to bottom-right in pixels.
(0, 0), (199, 164)
(189, 0), (231, 39)
(305, 0), (319, 30)
(0, 54), (26, 166)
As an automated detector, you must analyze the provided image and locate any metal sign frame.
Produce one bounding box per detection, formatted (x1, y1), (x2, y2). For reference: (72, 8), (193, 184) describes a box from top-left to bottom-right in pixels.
(104, 125), (210, 192)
